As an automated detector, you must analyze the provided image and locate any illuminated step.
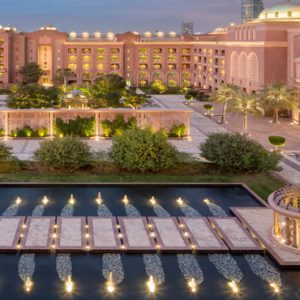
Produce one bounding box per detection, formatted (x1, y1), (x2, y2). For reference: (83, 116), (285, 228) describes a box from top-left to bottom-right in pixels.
(55, 217), (86, 251)
(148, 217), (190, 251)
(209, 217), (262, 253)
(118, 217), (156, 251)
(178, 217), (228, 252)
(88, 217), (121, 251)
(0, 217), (24, 250)
(20, 217), (55, 250)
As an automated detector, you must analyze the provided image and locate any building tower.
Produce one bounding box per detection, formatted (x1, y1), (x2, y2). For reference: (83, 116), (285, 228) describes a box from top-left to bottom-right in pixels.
(181, 22), (194, 35)
(241, 0), (264, 22)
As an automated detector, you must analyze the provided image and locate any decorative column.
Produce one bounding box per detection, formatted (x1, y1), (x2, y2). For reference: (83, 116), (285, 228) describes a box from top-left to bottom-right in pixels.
(49, 112), (54, 137)
(95, 111), (99, 139)
(273, 211), (280, 236)
(4, 111), (9, 138)
(293, 219), (300, 249)
(186, 112), (191, 137)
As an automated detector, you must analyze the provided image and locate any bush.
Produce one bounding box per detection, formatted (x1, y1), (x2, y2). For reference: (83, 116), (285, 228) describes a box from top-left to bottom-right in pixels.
(110, 128), (178, 172)
(101, 115), (137, 137)
(10, 126), (48, 138)
(34, 136), (92, 171)
(200, 133), (280, 173)
(169, 123), (186, 138)
(185, 94), (193, 101)
(55, 117), (95, 137)
(0, 142), (14, 161)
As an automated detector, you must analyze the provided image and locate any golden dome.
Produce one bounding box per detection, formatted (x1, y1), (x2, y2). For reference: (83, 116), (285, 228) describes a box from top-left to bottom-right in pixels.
(258, 1), (300, 21)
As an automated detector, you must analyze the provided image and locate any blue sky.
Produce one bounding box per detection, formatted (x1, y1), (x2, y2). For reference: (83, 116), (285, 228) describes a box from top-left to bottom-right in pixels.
(0, 0), (274, 33)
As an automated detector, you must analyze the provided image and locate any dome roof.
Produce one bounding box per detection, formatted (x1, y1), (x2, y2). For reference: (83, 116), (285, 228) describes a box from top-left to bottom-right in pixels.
(270, 185), (300, 212)
(258, 1), (300, 21)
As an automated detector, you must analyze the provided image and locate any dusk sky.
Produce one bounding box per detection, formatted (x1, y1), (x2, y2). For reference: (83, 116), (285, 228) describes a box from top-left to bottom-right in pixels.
(1, 0), (275, 33)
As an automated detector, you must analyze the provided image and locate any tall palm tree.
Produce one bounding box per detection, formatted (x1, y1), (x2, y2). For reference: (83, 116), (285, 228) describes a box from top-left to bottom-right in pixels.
(228, 90), (259, 135)
(261, 83), (298, 123)
(211, 84), (239, 124)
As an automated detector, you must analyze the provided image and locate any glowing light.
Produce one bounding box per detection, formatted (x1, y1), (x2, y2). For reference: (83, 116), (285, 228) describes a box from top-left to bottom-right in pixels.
(42, 196), (49, 205)
(69, 194), (75, 205)
(52, 233), (57, 238)
(147, 275), (156, 294)
(150, 196), (156, 205)
(188, 278), (197, 293)
(122, 195), (129, 205)
(15, 197), (22, 205)
(95, 192), (103, 205)
(150, 232), (156, 237)
(270, 283), (280, 294)
(106, 272), (115, 294)
(228, 280), (239, 294)
(24, 277), (33, 293)
(203, 198), (210, 205)
(177, 197), (184, 206)
(65, 275), (74, 294)
(85, 234), (90, 238)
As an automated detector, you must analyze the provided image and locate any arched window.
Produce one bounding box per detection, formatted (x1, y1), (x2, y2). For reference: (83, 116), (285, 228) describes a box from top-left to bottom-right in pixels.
(247, 53), (259, 89)
(230, 51), (239, 83)
(238, 52), (247, 84)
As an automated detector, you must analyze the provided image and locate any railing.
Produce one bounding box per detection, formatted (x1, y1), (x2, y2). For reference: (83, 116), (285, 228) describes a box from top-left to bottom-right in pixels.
(0, 108), (192, 137)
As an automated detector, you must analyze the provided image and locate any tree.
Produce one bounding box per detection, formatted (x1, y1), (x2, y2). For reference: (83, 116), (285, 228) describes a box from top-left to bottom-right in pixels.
(211, 84), (239, 124)
(151, 81), (167, 94)
(7, 84), (62, 108)
(19, 63), (43, 84)
(54, 68), (73, 91)
(228, 90), (259, 135)
(123, 90), (147, 109)
(260, 83), (298, 123)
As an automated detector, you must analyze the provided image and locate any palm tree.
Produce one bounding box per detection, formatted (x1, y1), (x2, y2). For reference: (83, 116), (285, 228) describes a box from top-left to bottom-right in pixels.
(55, 68), (73, 92)
(260, 83), (298, 123)
(228, 90), (259, 135)
(211, 84), (239, 124)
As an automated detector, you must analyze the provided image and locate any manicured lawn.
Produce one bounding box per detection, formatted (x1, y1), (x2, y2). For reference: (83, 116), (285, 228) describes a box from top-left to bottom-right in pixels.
(0, 172), (283, 201)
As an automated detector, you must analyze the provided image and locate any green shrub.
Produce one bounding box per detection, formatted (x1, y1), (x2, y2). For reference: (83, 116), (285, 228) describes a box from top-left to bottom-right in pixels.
(10, 126), (48, 138)
(110, 128), (178, 172)
(36, 127), (48, 137)
(0, 160), (22, 173)
(55, 117), (95, 137)
(184, 94), (193, 101)
(101, 115), (137, 137)
(200, 133), (280, 173)
(0, 129), (5, 136)
(0, 142), (14, 161)
(34, 136), (92, 171)
(169, 123), (186, 138)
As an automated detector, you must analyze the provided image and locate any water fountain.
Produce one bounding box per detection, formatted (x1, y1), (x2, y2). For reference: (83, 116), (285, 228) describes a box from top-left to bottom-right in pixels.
(2, 196), (22, 216)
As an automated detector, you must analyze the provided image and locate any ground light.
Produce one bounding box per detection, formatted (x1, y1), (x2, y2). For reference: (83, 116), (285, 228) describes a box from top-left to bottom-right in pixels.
(203, 198), (210, 205)
(146, 275), (156, 294)
(106, 272), (115, 294)
(15, 196), (22, 205)
(188, 278), (197, 293)
(95, 192), (103, 205)
(270, 282), (280, 294)
(24, 277), (33, 293)
(69, 194), (75, 205)
(42, 196), (49, 205)
(228, 280), (239, 294)
(65, 275), (74, 294)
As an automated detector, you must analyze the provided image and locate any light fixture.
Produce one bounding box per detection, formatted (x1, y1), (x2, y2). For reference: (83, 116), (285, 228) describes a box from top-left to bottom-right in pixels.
(270, 282), (280, 294)
(106, 272), (115, 294)
(150, 196), (156, 205)
(65, 275), (74, 294)
(228, 280), (239, 294)
(122, 195), (129, 205)
(95, 192), (103, 205)
(15, 197), (22, 205)
(188, 278), (197, 293)
(42, 196), (49, 205)
(24, 277), (33, 293)
(203, 198), (210, 205)
(69, 194), (75, 205)
(177, 197), (184, 206)
(147, 275), (156, 294)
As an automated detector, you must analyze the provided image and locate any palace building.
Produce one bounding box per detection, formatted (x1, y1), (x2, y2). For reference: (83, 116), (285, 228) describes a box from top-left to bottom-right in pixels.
(0, 1), (300, 122)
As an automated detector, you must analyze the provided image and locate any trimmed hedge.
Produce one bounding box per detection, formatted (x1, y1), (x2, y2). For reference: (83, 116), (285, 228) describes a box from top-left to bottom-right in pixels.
(55, 117), (95, 137)
(101, 115), (137, 137)
(200, 132), (280, 173)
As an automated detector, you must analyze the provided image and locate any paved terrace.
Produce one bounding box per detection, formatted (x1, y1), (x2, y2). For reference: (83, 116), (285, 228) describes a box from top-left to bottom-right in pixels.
(1, 213), (299, 267)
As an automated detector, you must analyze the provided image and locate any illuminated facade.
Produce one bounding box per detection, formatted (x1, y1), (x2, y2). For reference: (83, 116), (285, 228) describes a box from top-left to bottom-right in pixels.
(0, 2), (300, 122)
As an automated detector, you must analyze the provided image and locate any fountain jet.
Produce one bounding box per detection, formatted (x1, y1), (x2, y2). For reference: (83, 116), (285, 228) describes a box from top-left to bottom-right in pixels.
(188, 278), (197, 293)
(270, 282), (280, 294)
(42, 196), (49, 206)
(65, 275), (74, 293)
(106, 272), (115, 294)
(96, 192), (103, 205)
(15, 197), (22, 205)
(150, 196), (156, 205)
(122, 195), (129, 205)
(24, 277), (33, 293)
(228, 280), (239, 294)
(177, 197), (184, 206)
(69, 194), (75, 206)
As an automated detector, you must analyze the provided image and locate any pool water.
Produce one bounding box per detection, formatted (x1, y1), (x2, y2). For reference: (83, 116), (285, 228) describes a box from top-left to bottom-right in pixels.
(0, 184), (299, 300)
